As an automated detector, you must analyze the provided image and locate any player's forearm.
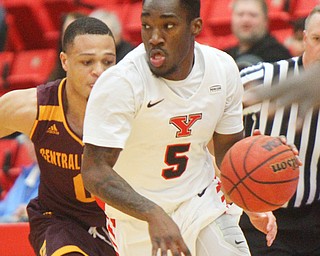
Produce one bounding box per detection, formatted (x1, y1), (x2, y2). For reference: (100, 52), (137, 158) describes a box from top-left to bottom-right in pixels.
(213, 131), (244, 168)
(82, 144), (164, 222)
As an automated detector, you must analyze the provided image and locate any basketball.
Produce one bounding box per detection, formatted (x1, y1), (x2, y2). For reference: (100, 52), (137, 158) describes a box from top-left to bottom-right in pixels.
(220, 135), (299, 212)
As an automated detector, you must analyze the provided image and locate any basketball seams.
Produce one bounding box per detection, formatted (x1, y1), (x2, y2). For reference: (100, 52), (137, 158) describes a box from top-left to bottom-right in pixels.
(245, 148), (296, 183)
(220, 135), (299, 212)
(225, 137), (290, 190)
(220, 136), (265, 196)
(228, 140), (286, 211)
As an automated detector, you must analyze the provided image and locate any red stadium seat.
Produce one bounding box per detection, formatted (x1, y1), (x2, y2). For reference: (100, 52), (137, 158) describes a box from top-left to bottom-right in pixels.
(197, 0), (214, 42)
(0, 137), (34, 199)
(4, 14), (24, 52)
(0, 223), (34, 256)
(2, 0), (58, 50)
(43, 0), (90, 32)
(267, 0), (291, 31)
(7, 49), (56, 91)
(289, 0), (319, 20)
(101, 2), (130, 26)
(271, 27), (294, 44)
(75, 0), (110, 9)
(123, 2), (142, 46)
(212, 34), (238, 51)
(0, 51), (14, 95)
(206, 0), (233, 37)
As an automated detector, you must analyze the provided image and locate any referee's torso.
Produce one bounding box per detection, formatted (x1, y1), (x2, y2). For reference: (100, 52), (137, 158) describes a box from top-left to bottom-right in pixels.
(241, 56), (320, 208)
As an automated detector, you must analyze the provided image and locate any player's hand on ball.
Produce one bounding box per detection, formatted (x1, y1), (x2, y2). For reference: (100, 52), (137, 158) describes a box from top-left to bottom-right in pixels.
(278, 135), (302, 166)
(245, 211), (277, 247)
(253, 129), (302, 166)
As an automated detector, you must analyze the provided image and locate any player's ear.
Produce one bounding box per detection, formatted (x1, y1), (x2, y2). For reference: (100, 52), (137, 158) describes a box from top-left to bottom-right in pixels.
(191, 17), (202, 37)
(60, 52), (68, 72)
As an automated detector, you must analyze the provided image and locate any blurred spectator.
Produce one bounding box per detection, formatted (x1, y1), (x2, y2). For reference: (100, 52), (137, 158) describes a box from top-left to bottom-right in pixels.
(90, 8), (135, 63)
(48, 11), (87, 81)
(284, 17), (305, 56)
(0, 133), (34, 199)
(0, 136), (39, 223)
(0, 5), (7, 51)
(225, 0), (291, 69)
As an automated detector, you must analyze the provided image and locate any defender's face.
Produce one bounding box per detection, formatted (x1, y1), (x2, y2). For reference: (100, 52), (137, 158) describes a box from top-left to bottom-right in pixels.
(61, 34), (116, 100)
(141, 0), (199, 80)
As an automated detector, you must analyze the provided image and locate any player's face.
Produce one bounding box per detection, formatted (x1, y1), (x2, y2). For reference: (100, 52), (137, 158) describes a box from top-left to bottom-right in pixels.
(61, 34), (116, 100)
(232, 0), (267, 44)
(303, 13), (320, 68)
(141, 0), (202, 80)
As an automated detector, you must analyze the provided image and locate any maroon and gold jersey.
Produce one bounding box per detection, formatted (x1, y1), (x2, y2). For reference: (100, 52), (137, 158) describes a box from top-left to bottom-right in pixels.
(30, 79), (105, 228)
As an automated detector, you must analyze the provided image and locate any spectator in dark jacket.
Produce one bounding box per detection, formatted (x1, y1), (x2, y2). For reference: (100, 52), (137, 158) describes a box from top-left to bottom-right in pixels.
(225, 0), (291, 69)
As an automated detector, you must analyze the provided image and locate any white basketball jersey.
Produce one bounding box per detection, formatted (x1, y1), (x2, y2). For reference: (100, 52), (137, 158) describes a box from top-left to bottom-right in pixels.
(84, 43), (243, 220)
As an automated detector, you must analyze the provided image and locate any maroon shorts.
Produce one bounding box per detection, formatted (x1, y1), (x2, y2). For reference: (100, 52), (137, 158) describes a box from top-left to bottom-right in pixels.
(27, 198), (116, 256)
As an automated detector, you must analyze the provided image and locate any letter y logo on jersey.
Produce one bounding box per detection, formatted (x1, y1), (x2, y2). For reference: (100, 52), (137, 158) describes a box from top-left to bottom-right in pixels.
(170, 113), (202, 137)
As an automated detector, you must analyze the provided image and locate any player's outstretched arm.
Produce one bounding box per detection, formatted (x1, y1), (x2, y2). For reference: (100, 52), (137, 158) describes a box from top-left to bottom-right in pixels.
(82, 144), (191, 256)
(0, 88), (37, 138)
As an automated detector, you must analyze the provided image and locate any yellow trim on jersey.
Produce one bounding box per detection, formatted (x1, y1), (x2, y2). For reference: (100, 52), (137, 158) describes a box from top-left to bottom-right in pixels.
(30, 79), (84, 145)
(58, 79), (84, 146)
(29, 119), (39, 139)
(51, 245), (89, 256)
(39, 239), (46, 256)
(29, 80), (65, 140)
(38, 105), (64, 122)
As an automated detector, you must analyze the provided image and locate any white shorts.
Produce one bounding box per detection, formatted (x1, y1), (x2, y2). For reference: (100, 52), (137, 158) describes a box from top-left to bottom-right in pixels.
(107, 182), (250, 255)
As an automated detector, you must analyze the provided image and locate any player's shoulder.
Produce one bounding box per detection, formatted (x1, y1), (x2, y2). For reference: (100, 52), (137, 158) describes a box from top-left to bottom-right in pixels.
(0, 87), (37, 104)
(196, 42), (234, 62)
(196, 42), (239, 75)
(0, 87), (37, 134)
(37, 79), (62, 94)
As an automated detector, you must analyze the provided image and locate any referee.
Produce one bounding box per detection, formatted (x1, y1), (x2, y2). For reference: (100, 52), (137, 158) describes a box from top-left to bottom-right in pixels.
(240, 5), (320, 256)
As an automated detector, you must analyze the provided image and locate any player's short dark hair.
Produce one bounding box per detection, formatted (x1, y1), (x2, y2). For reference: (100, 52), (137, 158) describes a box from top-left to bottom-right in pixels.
(180, 0), (200, 22)
(142, 0), (200, 23)
(62, 17), (114, 52)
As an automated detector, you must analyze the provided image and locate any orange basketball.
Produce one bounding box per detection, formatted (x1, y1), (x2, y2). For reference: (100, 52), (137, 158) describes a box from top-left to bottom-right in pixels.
(220, 135), (299, 212)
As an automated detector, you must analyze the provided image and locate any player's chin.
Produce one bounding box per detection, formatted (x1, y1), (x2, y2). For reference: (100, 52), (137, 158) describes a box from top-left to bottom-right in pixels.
(149, 64), (176, 79)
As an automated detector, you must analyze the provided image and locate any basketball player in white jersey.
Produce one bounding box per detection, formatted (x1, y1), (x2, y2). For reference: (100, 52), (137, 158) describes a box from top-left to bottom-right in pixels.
(81, 0), (277, 255)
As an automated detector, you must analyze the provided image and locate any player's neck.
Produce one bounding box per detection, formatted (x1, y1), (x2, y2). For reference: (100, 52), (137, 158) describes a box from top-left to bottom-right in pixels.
(63, 85), (86, 138)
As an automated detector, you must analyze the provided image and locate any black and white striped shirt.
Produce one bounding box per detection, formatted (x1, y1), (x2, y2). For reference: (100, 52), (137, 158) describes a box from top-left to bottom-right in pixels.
(241, 56), (320, 208)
